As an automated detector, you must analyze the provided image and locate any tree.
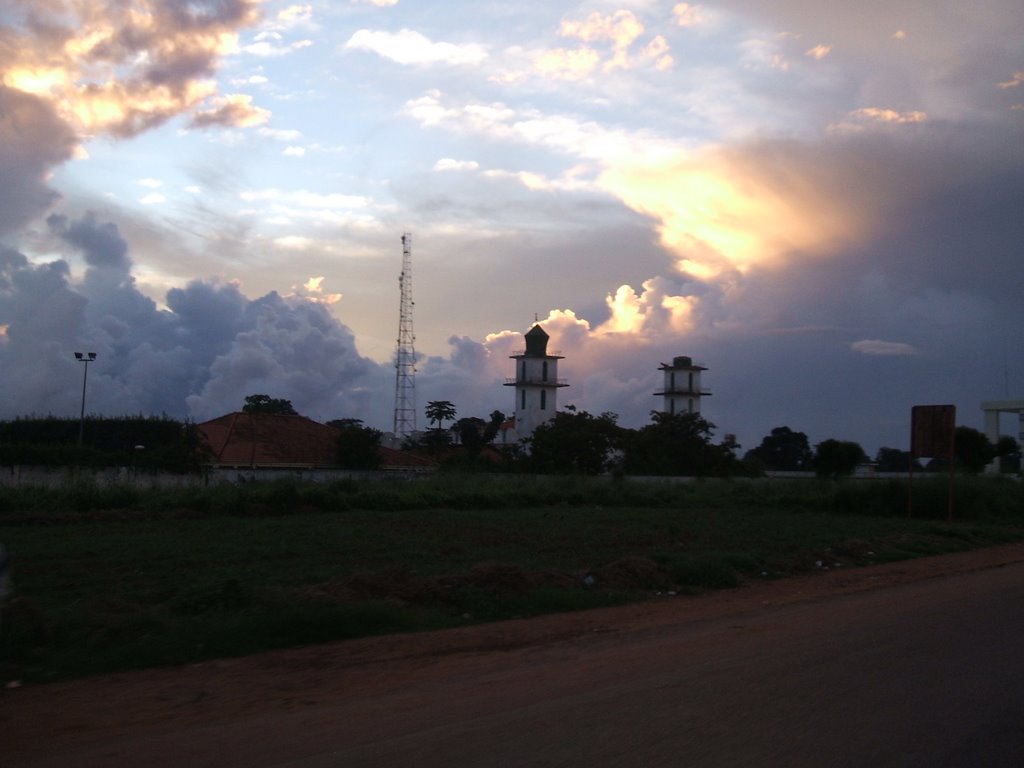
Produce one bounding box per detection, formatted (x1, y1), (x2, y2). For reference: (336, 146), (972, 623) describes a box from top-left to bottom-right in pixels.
(953, 426), (995, 474)
(441, 411), (509, 471)
(995, 436), (1021, 474)
(996, 435), (1020, 457)
(425, 400), (457, 431)
(454, 411), (505, 453)
(875, 447), (919, 473)
(743, 426), (813, 471)
(813, 439), (867, 479)
(454, 416), (487, 448)
(242, 394), (297, 415)
(622, 411), (740, 477)
(328, 419), (382, 470)
(526, 409), (625, 475)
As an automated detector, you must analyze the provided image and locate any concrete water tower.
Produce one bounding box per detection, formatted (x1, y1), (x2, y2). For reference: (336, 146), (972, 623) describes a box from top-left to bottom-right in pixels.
(655, 356), (710, 415)
(505, 324), (568, 439)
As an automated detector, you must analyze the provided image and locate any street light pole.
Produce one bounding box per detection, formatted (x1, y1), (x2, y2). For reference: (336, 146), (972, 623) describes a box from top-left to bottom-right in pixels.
(74, 352), (97, 448)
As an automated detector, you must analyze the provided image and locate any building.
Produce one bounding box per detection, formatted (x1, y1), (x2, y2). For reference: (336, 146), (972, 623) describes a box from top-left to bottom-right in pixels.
(504, 324), (568, 440)
(981, 399), (1024, 473)
(655, 356), (710, 416)
(197, 411), (436, 471)
(198, 412), (341, 468)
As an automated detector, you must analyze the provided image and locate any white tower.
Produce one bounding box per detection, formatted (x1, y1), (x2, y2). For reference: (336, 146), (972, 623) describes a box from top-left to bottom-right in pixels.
(655, 356), (710, 416)
(505, 325), (568, 438)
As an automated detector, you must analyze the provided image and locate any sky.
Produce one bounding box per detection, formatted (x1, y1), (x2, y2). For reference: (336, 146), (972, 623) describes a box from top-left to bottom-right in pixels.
(1, 0), (1022, 457)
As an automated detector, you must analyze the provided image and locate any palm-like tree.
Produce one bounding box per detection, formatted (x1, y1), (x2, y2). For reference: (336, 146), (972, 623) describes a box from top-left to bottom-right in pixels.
(425, 400), (457, 431)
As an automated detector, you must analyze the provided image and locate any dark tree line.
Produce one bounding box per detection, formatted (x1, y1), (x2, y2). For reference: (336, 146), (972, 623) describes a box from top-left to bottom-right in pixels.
(0, 415), (209, 472)
(524, 408), (744, 477)
(6, 389), (1017, 478)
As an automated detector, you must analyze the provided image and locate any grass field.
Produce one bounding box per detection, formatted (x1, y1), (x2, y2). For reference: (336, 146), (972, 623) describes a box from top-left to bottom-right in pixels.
(1, 474), (1022, 683)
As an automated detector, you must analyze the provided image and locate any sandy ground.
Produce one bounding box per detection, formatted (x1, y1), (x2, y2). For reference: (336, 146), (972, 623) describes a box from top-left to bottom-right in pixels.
(4, 541), (1024, 766)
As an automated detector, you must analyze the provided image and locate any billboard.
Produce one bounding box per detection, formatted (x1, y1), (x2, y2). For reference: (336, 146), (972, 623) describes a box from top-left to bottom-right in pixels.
(911, 404), (956, 459)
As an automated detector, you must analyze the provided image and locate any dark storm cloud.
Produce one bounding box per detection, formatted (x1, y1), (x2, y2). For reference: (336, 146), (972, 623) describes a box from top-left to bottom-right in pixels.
(676, 119), (1024, 454)
(47, 212), (131, 271)
(0, 87), (77, 238)
(0, 213), (390, 423)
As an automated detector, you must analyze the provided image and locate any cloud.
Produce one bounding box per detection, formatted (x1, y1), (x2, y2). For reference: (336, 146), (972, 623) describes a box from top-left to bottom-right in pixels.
(190, 94), (271, 129)
(827, 108), (928, 135)
(0, 0), (266, 260)
(596, 280), (699, 336)
(0, 214), (390, 424)
(260, 127), (303, 141)
(274, 236), (315, 250)
(805, 44), (831, 60)
(849, 108), (928, 124)
(2, 0), (263, 138)
(673, 4), (705, 28)
(236, 188), (383, 230)
(47, 212), (130, 272)
(0, 88), (77, 237)
(556, 10), (671, 73)
(401, 92), (876, 279)
(560, 11), (644, 48)
(434, 158), (479, 172)
(344, 30), (487, 66)
(997, 71), (1024, 89)
(534, 48), (602, 80)
(851, 339), (919, 356)
(243, 35), (314, 57)
(598, 139), (877, 279)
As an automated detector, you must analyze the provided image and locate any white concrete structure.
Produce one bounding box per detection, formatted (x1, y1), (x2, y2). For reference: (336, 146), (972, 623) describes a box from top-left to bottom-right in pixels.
(504, 324), (568, 440)
(655, 356), (710, 415)
(981, 399), (1024, 472)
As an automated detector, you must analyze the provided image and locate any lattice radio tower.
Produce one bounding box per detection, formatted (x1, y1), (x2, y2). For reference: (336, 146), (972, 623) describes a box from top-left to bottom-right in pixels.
(393, 233), (417, 439)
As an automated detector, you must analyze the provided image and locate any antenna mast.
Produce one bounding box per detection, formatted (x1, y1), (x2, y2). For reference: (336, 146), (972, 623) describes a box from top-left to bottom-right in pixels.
(393, 233), (417, 439)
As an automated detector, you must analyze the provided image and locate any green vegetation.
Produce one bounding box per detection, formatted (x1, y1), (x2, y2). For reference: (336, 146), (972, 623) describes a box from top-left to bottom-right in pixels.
(1, 474), (1022, 684)
(0, 415), (208, 472)
(242, 394), (298, 415)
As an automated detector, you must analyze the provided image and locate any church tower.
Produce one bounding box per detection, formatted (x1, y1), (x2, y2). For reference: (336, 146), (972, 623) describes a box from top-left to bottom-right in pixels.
(505, 324), (568, 439)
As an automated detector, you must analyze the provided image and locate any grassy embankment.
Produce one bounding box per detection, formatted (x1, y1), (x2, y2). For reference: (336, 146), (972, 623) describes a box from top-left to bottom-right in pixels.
(1, 474), (1022, 683)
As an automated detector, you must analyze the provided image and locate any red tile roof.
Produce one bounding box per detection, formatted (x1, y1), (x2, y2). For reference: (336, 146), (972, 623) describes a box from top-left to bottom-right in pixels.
(198, 412), (442, 470)
(198, 412), (339, 468)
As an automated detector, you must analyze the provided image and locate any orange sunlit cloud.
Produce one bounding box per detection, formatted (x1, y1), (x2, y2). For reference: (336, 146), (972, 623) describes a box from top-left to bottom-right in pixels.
(535, 48), (602, 80)
(558, 10), (651, 73)
(672, 4), (704, 28)
(599, 147), (861, 279)
(598, 281), (698, 336)
(1, 1), (262, 137)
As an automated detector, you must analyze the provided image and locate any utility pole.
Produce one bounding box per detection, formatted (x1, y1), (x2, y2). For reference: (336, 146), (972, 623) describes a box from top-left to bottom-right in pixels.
(74, 351), (97, 447)
(393, 233), (417, 440)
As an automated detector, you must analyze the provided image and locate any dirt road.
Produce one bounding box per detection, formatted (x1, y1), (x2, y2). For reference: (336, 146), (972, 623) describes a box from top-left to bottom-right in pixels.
(4, 543), (1024, 767)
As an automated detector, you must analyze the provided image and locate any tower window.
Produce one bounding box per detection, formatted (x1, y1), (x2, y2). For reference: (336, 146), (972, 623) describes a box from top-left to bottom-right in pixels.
(541, 390), (547, 410)
(542, 361), (548, 382)
(521, 390), (526, 410)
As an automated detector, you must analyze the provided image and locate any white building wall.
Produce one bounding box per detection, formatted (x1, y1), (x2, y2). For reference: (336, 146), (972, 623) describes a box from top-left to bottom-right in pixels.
(661, 366), (702, 415)
(513, 356), (561, 437)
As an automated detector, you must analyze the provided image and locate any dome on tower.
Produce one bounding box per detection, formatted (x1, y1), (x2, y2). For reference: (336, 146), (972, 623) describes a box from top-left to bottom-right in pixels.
(524, 324), (550, 357)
